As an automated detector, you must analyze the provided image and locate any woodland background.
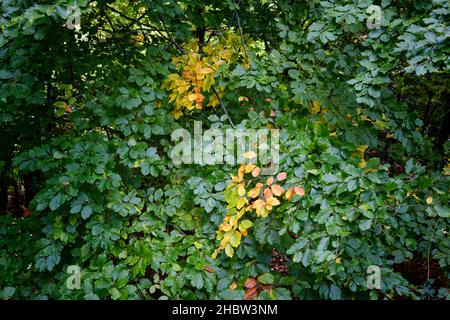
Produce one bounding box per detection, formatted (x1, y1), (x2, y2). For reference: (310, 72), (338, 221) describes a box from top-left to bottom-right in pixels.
(0, 0), (449, 300)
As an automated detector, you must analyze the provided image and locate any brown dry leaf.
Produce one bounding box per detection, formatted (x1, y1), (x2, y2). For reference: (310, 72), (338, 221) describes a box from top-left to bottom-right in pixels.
(22, 207), (31, 217)
(203, 266), (214, 273)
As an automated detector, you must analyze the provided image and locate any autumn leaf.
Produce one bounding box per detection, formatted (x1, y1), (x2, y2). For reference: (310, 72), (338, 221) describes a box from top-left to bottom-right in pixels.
(247, 186), (261, 198)
(266, 196), (280, 209)
(244, 287), (258, 300)
(245, 163), (256, 173)
(285, 188), (294, 201)
(244, 278), (257, 289)
(203, 266), (214, 273)
(251, 167), (261, 177)
(271, 184), (284, 196)
(237, 183), (246, 196)
(293, 186), (305, 197)
(276, 172), (287, 181)
(22, 207), (31, 217)
(264, 187), (273, 200)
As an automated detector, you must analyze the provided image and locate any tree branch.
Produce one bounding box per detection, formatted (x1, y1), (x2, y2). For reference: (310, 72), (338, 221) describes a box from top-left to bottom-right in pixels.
(158, 14), (186, 54)
(211, 86), (235, 128)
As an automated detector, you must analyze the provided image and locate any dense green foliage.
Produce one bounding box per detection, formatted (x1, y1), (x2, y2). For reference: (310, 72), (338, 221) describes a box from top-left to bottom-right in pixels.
(0, 0), (449, 300)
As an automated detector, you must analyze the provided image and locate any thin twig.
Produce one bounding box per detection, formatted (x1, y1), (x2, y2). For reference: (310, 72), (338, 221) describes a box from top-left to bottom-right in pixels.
(228, 0), (243, 26)
(211, 86), (235, 128)
(158, 14), (186, 54)
(234, 11), (248, 57)
(427, 218), (440, 281)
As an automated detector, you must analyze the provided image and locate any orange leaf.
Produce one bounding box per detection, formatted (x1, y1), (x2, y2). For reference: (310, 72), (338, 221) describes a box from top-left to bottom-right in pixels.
(244, 278), (257, 289)
(244, 287), (258, 300)
(294, 186), (305, 197)
(264, 188), (273, 200)
(22, 207), (31, 217)
(251, 167), (261, 177)
(247, 187), (261, 199)
(271, 184), (284, 196)
(277, 172), (287, 181)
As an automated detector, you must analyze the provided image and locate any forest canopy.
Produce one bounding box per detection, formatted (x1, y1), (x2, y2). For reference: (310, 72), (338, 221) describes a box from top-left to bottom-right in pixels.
(0, 0), (449, 300)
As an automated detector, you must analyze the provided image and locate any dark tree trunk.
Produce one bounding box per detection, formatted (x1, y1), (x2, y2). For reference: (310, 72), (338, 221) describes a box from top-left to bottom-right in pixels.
(436, 92), (450, 151)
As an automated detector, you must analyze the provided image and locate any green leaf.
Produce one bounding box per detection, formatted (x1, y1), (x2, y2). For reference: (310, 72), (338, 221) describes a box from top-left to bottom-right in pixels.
(49, 193), (62, 211)
(0, 70), (13, 79)
(329, 284), (341, 300)
(359, 219), (373, 231)
(347, 179), (357, 192)
(258, 273), (274, 284)
(81, 205), (93, 219)
(191, 273), (204, 289)
(2, 287), (16, 299)
(238, 219), (253, 231)
(172, 263), (181, 272)
(109, 288), (121, 300)
(434, 205), (449, 218)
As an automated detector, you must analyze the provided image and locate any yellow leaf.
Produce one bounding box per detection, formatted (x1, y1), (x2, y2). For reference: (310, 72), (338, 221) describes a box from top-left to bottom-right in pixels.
(285, 188), (294, 201)
(194, 241), (202, 249)
(309, 100), (321, 114)
(220, 223), (232, 232)
(245, 164), (256, 173)
(237, 183), (246, 196)
(247, 187), (261, 199)
(359, 159), (367, 169)
(266, 176), (274, 186)
(266, 197), (280, 207)
(225, 244), (234, 257)
(236, 196), (248, 209)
